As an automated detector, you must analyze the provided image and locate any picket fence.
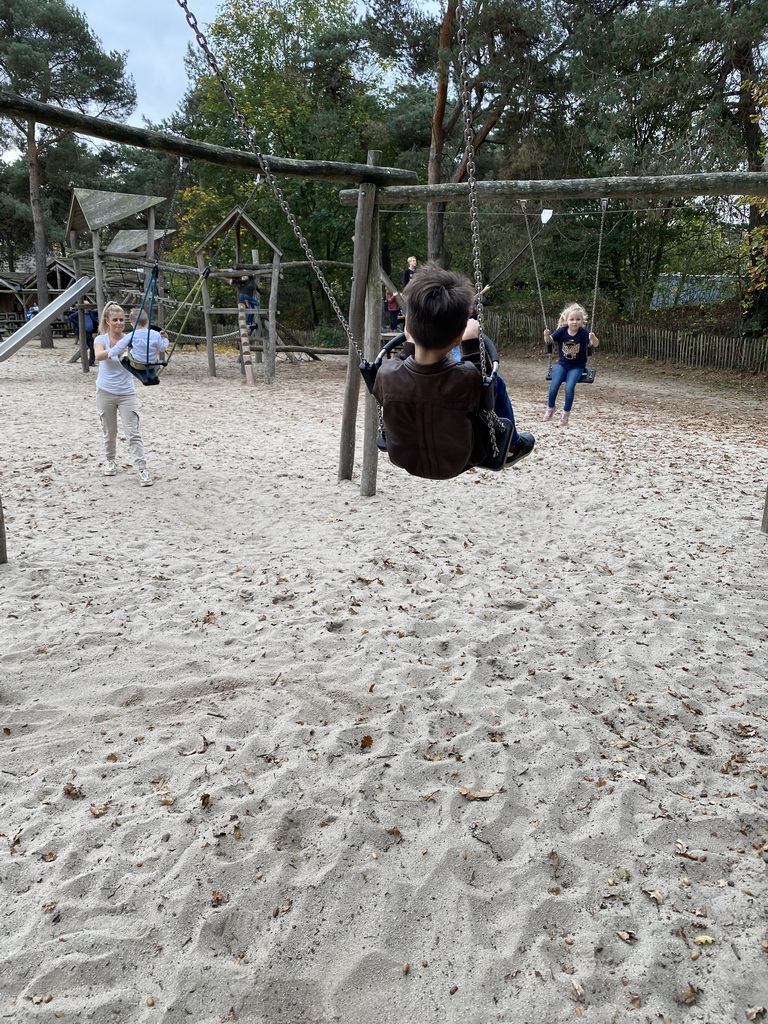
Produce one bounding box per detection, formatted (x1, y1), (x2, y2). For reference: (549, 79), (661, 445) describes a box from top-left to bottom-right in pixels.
(484, 310), (768, 374)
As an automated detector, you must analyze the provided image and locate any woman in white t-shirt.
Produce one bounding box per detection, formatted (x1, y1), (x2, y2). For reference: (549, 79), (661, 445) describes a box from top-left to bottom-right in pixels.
(93, 302), (153, 486)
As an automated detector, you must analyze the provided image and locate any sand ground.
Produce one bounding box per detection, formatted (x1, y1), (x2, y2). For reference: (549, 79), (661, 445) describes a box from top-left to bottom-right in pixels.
(1, 345), (767, 1023)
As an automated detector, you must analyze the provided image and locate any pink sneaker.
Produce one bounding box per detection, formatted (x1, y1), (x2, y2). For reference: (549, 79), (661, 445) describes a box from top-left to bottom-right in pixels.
(542, 406), (556, 422)
(559, 411), (570, 427)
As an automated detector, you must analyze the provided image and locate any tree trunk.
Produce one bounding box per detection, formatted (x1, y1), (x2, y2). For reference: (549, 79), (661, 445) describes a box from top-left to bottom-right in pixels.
(27, 121), (52, 349)
(738, 51), (768, 331)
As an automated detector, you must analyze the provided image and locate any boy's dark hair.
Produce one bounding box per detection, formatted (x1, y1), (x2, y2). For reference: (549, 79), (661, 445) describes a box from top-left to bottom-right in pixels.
(403, 263), (474, 350)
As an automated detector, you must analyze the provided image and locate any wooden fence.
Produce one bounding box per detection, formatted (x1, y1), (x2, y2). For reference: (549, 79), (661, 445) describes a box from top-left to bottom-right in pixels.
(484, 310), (768, 374)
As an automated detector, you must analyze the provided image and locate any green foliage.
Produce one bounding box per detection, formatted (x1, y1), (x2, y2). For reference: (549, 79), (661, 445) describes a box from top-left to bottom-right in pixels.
(0, 161), (33, 269)
(169, 0), (394, 325)
(0, 0), (135, 123)
(0, 0), (136, 316)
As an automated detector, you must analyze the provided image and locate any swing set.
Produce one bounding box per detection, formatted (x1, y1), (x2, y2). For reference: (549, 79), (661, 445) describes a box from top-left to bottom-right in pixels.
(522, 199), (608, 386)
(2, 1), (767, 509)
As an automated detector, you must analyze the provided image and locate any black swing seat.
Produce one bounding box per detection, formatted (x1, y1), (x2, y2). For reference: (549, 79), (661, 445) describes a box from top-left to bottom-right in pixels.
(121, 357), (165, 386)
(545, 365), (596, 384)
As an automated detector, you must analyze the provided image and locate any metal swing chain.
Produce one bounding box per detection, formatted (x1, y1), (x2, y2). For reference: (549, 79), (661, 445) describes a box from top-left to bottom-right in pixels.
(521, 200), (548, 331)
(175, 0), (363, 361)
(155, 156), (189, 272)
(456, 0), (507, 461)
(591, 198), (608, 333)
(456, 0), (487, 379)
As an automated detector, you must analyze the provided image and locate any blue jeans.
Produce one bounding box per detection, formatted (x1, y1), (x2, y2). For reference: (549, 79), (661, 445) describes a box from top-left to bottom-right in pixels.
(548, 364), (583, 412)
(452, 348), (519, 445)
(239, 292), (259, 327)
(493, 374), (519, 444)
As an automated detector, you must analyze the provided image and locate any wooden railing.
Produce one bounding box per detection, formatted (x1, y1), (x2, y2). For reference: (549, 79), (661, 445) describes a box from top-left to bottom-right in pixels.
(484, 310), (768, 374)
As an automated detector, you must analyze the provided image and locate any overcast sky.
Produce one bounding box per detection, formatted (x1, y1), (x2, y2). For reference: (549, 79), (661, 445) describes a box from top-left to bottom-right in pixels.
(72, 1), (222, 125)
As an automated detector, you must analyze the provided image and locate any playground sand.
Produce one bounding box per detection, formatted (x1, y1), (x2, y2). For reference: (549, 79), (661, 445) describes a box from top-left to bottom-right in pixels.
(1, 345), (767, 1023)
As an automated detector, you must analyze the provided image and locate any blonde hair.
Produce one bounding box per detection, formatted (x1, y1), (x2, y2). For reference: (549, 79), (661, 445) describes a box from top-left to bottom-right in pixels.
(557, 303), (588, 328)
(130, 307), (149, 327)
(99, 302), (126, 335)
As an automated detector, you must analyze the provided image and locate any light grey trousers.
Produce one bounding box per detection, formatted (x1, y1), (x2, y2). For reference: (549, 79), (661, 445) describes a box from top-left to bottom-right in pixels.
(96, 390), (146, 469)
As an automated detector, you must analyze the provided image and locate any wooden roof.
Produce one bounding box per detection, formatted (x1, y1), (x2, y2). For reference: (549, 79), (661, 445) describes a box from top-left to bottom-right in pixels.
(105, 229), (176, 254)
(194, 207), (282, 258)
(66, 188), (166, 235)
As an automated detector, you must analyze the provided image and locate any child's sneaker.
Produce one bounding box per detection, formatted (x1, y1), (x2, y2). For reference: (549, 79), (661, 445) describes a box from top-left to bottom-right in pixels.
(558, 411), (570, 427)
(139, 469), (153, 487)
(542, 407), (556, 422)
(103, 461), (117, 476)
(506, 432), (535, 466)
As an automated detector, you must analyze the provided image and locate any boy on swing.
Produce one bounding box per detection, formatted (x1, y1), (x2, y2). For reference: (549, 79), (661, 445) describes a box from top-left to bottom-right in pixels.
(372, 264), (534, 480)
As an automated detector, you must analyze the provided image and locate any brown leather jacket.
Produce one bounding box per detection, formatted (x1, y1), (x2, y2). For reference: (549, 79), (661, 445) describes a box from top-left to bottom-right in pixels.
(372, 355), (485, 479)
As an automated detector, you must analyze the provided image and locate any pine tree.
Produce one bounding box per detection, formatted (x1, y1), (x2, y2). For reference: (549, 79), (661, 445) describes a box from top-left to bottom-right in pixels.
(0, 0), (135, 346)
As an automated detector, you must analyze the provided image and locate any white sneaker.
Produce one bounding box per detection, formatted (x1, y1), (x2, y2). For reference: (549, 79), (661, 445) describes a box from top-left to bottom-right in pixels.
(103, 461), (117, 476)
(139, 469), (153, 487)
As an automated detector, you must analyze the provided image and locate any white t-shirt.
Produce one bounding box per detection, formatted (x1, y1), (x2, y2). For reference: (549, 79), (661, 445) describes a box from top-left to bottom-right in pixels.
(94, 333), (136, 396)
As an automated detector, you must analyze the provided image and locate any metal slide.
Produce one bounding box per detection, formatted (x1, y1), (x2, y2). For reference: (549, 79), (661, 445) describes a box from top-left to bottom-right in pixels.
(0, 276), (96, 363)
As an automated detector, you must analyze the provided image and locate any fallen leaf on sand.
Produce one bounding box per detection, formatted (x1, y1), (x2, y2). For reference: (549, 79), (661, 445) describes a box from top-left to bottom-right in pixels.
(642, 888), (664, 905)
(62, 782), (84, 799)
(89, 803), (109, 817)
(679, 985), (700, 1006)
(458, 786), (498, 801)
(360, 735), (373, 750)
(617, 930), (637, 944)
(675, 841), (706, 862)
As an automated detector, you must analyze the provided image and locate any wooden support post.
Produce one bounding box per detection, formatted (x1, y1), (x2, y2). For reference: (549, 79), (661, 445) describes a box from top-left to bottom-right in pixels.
(70, 229), (89, 372)
(761, 484), (768, 535)
(338, 151), (381, 482)
(92, 230), (105, 312)
(265, 252), (281, 384)
(360, 206), (382, 497)
(0, 90), (419, 186)
(146, 207), (155, 269)
(237, 303), (255, 386)
(197, 252), (216, 377)
(0, 495), (7, 565)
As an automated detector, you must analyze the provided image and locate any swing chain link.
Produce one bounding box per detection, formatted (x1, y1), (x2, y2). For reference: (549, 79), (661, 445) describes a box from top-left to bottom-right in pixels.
(455, 2), (487, 380)
(154, 157), (188, 273)
(591, 198), (608, 333)
(521, 200), (548, 333)
(176, 0), (363, 361)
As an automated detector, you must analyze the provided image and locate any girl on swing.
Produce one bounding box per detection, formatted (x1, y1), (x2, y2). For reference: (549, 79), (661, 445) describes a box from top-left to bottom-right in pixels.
(543, 303), (599, 426)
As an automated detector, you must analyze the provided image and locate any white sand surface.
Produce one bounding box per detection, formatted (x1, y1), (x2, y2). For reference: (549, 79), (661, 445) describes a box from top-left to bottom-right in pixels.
(1, 345), (766, 1023)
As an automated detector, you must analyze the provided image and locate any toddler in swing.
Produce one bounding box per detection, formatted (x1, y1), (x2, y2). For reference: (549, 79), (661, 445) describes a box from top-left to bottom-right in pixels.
(543, 302), (599, 426)
(373, 263), (534, 479)
(111, 308), (170, 380)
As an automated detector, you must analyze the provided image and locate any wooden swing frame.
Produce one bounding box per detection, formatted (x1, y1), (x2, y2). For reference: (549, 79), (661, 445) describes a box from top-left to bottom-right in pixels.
(1, 86), (766, 526)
